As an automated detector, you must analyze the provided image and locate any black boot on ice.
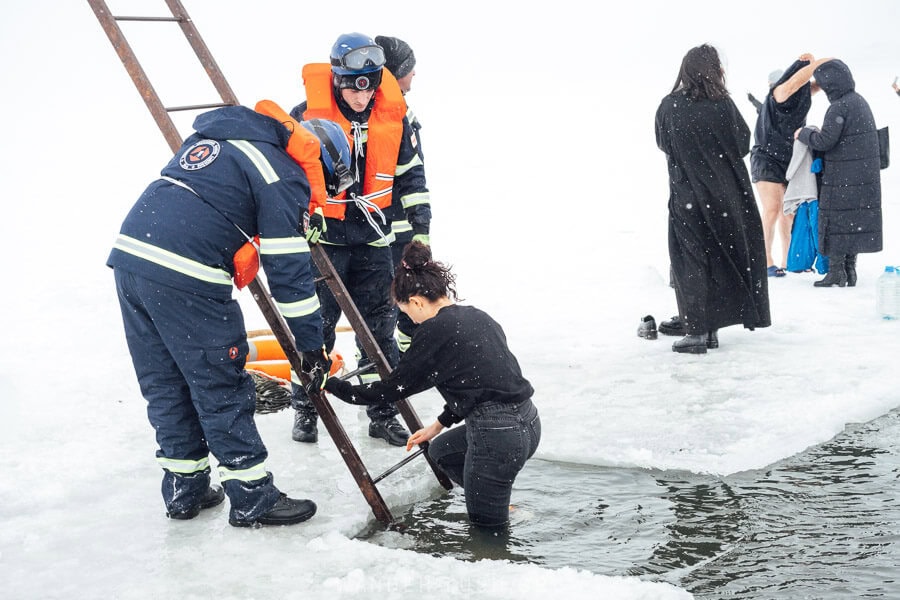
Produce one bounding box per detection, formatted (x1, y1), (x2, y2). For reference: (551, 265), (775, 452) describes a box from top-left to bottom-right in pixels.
(659, 315), (686, 336)
(292, 410), (318, 443)
(706, 330), (719, 349)
(229, 493), (317, 527)
(369, 416), (410, 446)
(637, 315), (658, 340)
(845, 254), (858, 287)
(814, 256), (847, 288)
(166, 485), (226, 520)
(672, 334), (708, 354)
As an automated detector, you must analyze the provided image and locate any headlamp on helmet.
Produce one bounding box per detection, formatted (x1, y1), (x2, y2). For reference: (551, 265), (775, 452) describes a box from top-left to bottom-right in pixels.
(333, 69), (383, 91)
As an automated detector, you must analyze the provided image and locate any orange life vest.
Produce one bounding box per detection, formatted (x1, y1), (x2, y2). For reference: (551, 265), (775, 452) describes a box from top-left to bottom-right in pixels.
(253, 99), (327, 215)
(300, 63), (406, 221)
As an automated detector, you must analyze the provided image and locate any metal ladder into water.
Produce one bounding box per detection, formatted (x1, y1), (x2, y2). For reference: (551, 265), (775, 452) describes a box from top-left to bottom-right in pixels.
(86, 0), (453, 526)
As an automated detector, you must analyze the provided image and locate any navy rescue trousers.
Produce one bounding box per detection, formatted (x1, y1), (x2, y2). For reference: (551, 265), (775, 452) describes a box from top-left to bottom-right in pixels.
(428, 398), (541, 527)
(114, 269), (281, 522)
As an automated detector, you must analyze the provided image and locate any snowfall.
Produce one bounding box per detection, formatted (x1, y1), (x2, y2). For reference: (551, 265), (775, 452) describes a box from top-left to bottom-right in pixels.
(2, 1), (900, 599)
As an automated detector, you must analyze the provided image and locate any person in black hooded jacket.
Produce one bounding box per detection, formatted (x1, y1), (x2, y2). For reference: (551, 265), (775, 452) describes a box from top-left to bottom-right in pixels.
(655, 44), (771, 354)
(796, 59), (883, 288)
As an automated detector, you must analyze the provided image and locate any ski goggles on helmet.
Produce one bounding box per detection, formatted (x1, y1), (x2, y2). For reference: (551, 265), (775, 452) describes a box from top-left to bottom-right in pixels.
(335, 69), (383, 91)
(331, 45), (386, 72)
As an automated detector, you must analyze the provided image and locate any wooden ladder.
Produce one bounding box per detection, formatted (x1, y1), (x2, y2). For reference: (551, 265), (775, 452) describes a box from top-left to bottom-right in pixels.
(87, 0), (452, 526)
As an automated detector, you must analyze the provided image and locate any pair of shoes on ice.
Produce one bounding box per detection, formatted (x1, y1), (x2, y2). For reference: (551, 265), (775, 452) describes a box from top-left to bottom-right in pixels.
(767, 265), (786, 278)
(672, 330), (718, 354)
(166, 485), (316, 527)
(166, 485), (226, 520)
(294, 410), (409, 447)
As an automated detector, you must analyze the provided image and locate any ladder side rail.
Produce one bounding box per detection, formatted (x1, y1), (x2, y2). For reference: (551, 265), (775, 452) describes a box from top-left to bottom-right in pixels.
(164, 0), (239, 106)
(247, 279), (395, 525)
(86, 0), (183, 153)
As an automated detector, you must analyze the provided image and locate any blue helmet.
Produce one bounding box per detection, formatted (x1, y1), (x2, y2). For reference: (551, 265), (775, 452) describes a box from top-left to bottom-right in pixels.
(300, 119), (354, 196)
(330, 32), (386, 76)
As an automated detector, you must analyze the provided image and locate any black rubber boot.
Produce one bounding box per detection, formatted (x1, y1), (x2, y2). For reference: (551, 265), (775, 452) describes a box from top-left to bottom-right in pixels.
(814, 256), (847, 287)
(706, 330), (719, 349)
(659, 315), (686, 336)
(166, 485), (226, 520)
(845, 254), (858, 287)
(672, 334), (707, 354)
(368, 416), (409, 446)
(292, 410), (318, 443)
(229, 493), (317, 527)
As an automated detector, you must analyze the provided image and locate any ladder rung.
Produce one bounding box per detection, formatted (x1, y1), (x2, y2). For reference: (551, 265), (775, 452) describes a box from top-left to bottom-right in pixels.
(166, 102), (235, 112)
(338, 362), (377, 382)
(372, 448), (425, 484)
(114, 16), (182, 22)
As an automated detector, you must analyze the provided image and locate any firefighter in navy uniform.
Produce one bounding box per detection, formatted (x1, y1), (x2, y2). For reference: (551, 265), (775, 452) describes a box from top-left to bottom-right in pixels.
(289, 32), (431, 446)
(107, 105), (349, 527)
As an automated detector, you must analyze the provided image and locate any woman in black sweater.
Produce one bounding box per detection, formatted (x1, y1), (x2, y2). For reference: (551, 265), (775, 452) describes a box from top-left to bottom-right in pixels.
(325, 242), (541, 527)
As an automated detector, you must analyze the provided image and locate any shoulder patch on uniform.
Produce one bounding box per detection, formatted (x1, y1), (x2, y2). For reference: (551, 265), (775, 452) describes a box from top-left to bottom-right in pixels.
(180, 140), (221, 171)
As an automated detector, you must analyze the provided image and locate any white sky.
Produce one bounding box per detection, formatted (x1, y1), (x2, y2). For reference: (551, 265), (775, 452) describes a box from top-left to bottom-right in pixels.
(2, 1), (900, 598)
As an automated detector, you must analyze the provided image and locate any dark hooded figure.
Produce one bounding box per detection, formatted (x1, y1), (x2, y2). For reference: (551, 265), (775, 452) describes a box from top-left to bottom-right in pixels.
(796, 59), (883, 288)
(655, 44), (771, 354)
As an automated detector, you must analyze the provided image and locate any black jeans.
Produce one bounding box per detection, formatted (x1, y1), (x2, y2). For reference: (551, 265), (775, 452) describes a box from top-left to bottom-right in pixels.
(428, 398), (541, 527)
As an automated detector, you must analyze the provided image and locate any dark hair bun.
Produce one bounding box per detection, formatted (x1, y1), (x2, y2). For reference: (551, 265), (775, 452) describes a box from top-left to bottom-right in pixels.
(401, 240), (432, 269)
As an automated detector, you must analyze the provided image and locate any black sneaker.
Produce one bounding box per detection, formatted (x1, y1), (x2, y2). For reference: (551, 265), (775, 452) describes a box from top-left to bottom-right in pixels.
(292, 410), (318, 443)
(658, 315), (686, 336)
(368, 416), (409, 447)
(166, 485), (226, 520)
(229, 493), (317, 527)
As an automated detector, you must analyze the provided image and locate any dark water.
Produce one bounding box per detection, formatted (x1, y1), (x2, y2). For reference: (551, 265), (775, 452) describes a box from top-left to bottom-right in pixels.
(359, 409), (900, 598)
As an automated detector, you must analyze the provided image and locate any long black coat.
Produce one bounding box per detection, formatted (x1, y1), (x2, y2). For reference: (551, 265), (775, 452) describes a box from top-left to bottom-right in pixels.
(656, 92), (771, 334)
(797, 60), (883, 256)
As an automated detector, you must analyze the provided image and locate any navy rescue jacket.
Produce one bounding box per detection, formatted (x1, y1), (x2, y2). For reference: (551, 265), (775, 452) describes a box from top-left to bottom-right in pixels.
(107, 106), (324, 351)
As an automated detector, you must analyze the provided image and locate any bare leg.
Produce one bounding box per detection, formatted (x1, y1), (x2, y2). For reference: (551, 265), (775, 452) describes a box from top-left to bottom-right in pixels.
(778, 211), (794, 269)
(754, 181), (787, 268)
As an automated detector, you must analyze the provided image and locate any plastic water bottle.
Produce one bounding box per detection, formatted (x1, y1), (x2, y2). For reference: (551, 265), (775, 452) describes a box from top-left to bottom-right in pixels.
(876, 266), (900, 320)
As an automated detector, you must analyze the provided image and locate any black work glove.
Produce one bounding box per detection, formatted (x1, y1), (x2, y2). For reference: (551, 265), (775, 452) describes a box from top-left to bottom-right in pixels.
(300, 347), (331, 394)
